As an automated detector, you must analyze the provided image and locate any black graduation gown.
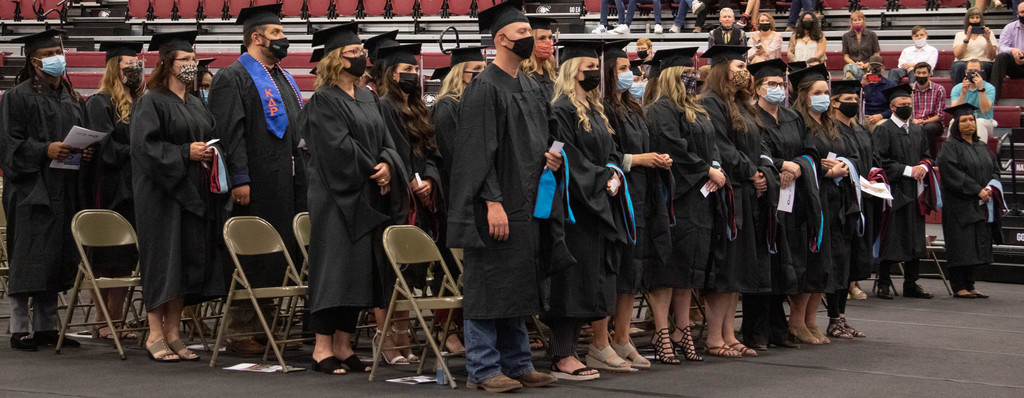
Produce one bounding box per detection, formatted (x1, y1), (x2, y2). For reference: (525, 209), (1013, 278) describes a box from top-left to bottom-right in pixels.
(804, 130), (858, 293)
(0, 79), (83, 295)
(431, 96), (458, 203)
(545, 96), (622, 320)
(758, 106), (803, 295)
(301, 85), (407, 312)
(131, 89), (226, 310)
(530, 70), (555, 101)
(447, 64), (557, 320)
(840, 121), (878, 281)
(646, 98), (720, 290)
(938, 135), (1001, 267)
(81, 92), (138, 277)
(873, 119), (930, 262)
(700, 92), (771, 294)
(208, 61), (308, 289)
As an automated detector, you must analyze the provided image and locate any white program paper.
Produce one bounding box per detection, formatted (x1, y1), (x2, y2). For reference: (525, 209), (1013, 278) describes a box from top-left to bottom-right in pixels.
(826, 152), (837, 161)
(549, 141), (565, 154)
(860, 176), (894, 200)
(49, 126), (107, 170)
(700, 183), (712, 197)
(778, 184), (796, 213)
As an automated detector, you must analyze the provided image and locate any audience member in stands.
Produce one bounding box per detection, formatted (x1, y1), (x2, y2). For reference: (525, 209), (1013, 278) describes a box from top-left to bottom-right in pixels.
(736, 0), (760, 31)
(620, 0), (665, 34)
(991, 2), (1024, 101)
(592, 0), (626, 34)
(669, 0), (701, 33)
(693, 0), (737, 34)
(951, 59), (997, 143)
(861, 56), (896, 129)
(708, 8), (745, 47)
(786, 0), (817, 32)
(888, 26), (938, 84)
(787, 12), (826, 65)
(523, 17), (557, 97)
(747, 13), (781, 64)
(637, 38), (654, 76)
(938, 103), (999, 300)
(842, 11), (880, 81)
(951, 7), (997, 85)
(910, 62), (947, 156)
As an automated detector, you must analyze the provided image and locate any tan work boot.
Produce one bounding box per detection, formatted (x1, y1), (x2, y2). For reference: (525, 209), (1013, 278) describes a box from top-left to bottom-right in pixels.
(516, 370), (557, 388)
(467, 374), (524, 393)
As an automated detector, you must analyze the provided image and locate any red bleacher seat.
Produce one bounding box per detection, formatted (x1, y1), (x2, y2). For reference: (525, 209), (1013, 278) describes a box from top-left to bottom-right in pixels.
(306, 0), (333, 16)
(176, 0), (201, 18)
(225, 0), (249, 16)
(280, 0), (306, 17)
(126, 0), (148, 20)
(858, 0), (887, 8)
(392, 0), (416, 16)
(448, 0), (473, 15)
(822, 0), (848, 9)
(899, 0), (927, 7)
(477, 0), (500, 12)
(151, 1), (174, 18)
(336, 0), (358, 15)
(203, 0), (229, 18)
(364, 0), (387, 16)
(585, 0), (601, 13)
(1, 0), (19, 20)
(420, 0), (445, 15)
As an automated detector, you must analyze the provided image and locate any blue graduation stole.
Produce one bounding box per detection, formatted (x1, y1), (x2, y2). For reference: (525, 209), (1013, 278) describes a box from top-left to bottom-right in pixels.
(238, 52), (302, 139)
(533, 149), (575, 223)
(836, 156), (865, 238)
(801, 155), (824, 252)
(607, 163), (637, 245)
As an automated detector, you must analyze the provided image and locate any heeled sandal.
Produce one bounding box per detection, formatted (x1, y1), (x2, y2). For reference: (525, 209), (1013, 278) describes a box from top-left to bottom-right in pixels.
(670, 325), (703, 362)
(650, 328), (680, 364)
(339, 354), (370, 372)
(372, 328), (409, 365)
(788, 326), (821, 345)
(311, 356), (347, 375)
(168, 339), (200, 361)
(827, 319), (854, 339)
(703, 344), (741, 358)
(840, 317), (866, 338)
(807, 325), (830, 344)
(391, 325), (420, 363)
(726, 342), (758, 357)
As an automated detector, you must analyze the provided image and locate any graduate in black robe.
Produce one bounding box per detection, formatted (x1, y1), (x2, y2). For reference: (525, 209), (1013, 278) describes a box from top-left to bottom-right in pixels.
(301, 23), (407, 375)
(938, 104), (1001, 299)
(131, 31), (225, 361)
(698, 46), (769, 358)
(447, 1), (561, 390)
(873, 84), (934, 300)
(522, 16), (558, 99)
(206, 4), (308, 354)
(1, 29), (86, 351)
(80, 40), (144, 340)
(646, 47), (724, 363)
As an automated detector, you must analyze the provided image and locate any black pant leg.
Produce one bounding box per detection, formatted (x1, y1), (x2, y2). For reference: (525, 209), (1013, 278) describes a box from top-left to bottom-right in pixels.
(903, 259), (921, 288)
(767, 294), (789, 344)
(740, 293), (770, 347)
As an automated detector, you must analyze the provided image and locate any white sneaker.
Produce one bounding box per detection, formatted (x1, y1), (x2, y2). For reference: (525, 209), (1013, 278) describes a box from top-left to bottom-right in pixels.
(669, 25), (681, 33)
(592, 25), (608, 34)
(691, 0), (705, 14)
(612, 25), (630, 34)
(653, 24), (663, 34)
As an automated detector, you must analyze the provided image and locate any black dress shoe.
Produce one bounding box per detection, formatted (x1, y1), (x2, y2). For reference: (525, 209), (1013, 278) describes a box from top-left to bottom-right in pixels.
(34, 330), (80, 348)
(876, 286), (894, 300)
(11, 333), (38, 351)
(903, 284), (934, 299)
(769, 340), (800, 349)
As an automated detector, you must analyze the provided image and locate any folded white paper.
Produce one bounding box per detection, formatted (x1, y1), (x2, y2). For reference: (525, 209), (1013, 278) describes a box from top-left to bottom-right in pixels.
(860, 176), (894, 200)
(778, 183), (796, 213)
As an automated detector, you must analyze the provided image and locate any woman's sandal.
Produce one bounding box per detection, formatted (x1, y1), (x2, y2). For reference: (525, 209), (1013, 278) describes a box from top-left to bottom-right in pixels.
(550, 358), (600, 381)
(650, 328), (681, 364)
(392, 326), (420, 363)
(339, 354), (370, 372)
(92, 326), (114, 340)
(827, 319), (854, 339)
(703, 344), (741, 358)
(970, 290), (990, 299)
(806, 325), (830, 344)
(529, 336), (545, 350)
(840, 317), (866, 338)
(726, 342), (758, 357)
(373, 328), (409, 365)
(671, 325), (704, 362)
(311, 356), (347, 375)
(146, 340), (180, 363)
(610, 339), (651, 369)
(788, 326), (821, 345)
(585, 344), (635, 372)
(168, 339), (200, 361)
(437, 331), (466, 356)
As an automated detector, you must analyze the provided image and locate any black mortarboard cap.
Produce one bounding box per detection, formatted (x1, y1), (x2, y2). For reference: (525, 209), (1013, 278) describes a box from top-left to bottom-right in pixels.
(377, 43), (421, 66)
(310, 48), (325, 62)
(313, 23), (361, 57)
(528, 16), (557, 31)
(788, 64), (829, 86)
(99, 41), (143, 61)
(430, 66), (452, 81)
(831, 80), (861, 95)
(944, 103), (979, 118)
(198, 58), (216, 68)
(700, 45), (749, 66)
(235, 4), (282, 30)
(449, 46), (486, 66)
(645, 57), (663, 80)
(477, 0), (528, 37)
(657, 47), (698, 68)
(882, 83), (912, 102)
(557, 40), (603, 65)
(603, 40), (631, 60)
(630, 59), (643, 76)
(148, 30), (197, 54)
(787, 61), (807, 71)
(748, 58), (787, 79)
(240, 44), (247, 55)
(364, 30), (399, 61)
(13, 29), (66, 56)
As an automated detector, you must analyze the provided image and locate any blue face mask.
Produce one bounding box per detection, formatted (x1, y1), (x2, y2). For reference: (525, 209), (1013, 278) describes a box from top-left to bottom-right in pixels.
(200, 89), (210, 103)
(616, 71), (634, 91)
(37, 54), (66, 77)
(629, 82), (646, 99)
(810, 94), (831, 112)
(764, 86), (787, 104)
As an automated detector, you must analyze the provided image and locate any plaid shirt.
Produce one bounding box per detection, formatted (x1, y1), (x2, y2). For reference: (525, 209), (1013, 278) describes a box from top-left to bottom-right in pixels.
(912, 81), (945, 121)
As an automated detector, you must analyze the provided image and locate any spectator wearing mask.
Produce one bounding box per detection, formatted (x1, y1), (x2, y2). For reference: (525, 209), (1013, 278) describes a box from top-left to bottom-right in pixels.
(842, 11), (881, 81)
(991, 2), (1024, 101)
(747, 13), (782, 64)
(910, 62), (946, 156)
(787, 11), (826, 64)
(785, 0), (817, 32)
(951, 59), (997, 143)
(951, 7), (997, 85)
(888, 26), (938, 84)
(708, 8), (746, 47)
(861, 56), (896, 129)
(636, 38), (654, 76)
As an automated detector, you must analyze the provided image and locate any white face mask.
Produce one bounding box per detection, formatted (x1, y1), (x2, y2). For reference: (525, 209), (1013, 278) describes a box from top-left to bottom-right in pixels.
(914, 38), (928, 48)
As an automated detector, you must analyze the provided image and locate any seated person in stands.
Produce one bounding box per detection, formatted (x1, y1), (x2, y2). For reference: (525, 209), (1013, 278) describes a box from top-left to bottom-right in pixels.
(951, 59), (997, 143)
(708, 7), (745, 46)
(787, 11), (827, 64)
(842, 11), (880, 81)
(747, 13), (781, 64)
(910, 62), (946, 156)
(951, 7), (997, 85)
(637, 38), (654, 76)
(992, 2), (1024, 101)
(805, 56), (823, 67)
(669, 0), (701, 33)
(888, 26), (938, 83)
(861, 56), (897, 129)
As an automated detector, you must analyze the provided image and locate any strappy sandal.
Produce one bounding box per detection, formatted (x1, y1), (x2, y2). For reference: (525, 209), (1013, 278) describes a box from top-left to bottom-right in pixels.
(671, 325), (703, 362)
(726, 342), (758, 357)
(840, 317), (866, 338)
(529, 336), (545, 350)
(788, 326), (821, 345)
(92, 326), (114, 340)
(146, 340), (180, 363)
(392, 326), (420, 363)
(650, 328), (680, 364)
(311, 356), (347, 375)
(703, 344), (741, 358)
(373, 328), (409, 365)
(610, 339), (651, 369)
(550, 357), (600, 381)
(338, 354), (369, 372)
(585, 344), (635, 372)
(168, 339), (200, 361)
(807, 325), (830, 344)
(827, 319), (854, 339)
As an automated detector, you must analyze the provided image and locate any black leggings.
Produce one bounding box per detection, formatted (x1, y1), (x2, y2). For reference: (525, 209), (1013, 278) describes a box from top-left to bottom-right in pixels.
(826, 289), (848, 319)
(545, 318), (584, 358)
(310, 306), (362, 335)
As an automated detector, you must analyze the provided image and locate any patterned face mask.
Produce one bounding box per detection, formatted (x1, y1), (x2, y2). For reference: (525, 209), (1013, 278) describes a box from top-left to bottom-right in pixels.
(176, 62), (198, 86)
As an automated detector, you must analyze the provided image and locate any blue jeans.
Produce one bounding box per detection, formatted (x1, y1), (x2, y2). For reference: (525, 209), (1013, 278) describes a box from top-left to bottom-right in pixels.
(464, 317), (534, 384)
(627, 0), (662, 25)
(600, 0), (626, 26)
(787, 0), (816, 28)
(672, 0), (693, 28)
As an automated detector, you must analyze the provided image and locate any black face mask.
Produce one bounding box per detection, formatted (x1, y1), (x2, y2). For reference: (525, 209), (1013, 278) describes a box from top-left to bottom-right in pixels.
(397, 72), (420, 94)
(342, 55), (367, 77)
(802, 20), (815, 29)
(262, 36), (290, 60)
(580, 69), (602, 92)
(838, 101), (859, 118)
(637, 50), (649, 59)
(1019, 15), (1024, 25)
(465, 71), (481, 82)
(502, 34), (535, 60)
(894, 105), (913, 121)
(759, 24), (771, 32)
(121, 64), (143, 90)
(915, 76), (929, 85)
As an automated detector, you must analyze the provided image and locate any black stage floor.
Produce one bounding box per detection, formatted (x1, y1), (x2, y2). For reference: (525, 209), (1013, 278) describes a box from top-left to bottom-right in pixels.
(1, 278), (1022, 397)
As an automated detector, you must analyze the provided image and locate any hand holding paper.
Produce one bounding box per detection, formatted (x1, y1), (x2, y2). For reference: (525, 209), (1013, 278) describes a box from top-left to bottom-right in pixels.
(49, 126), (108, 170)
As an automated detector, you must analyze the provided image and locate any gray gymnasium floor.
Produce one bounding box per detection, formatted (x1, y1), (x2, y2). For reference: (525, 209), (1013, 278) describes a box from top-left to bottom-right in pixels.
(1, 278), (1022, 398)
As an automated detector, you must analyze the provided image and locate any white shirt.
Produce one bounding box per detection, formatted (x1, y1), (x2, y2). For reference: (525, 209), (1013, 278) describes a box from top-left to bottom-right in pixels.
(890, 114), (926, 177)
(898, 44), (938, 69)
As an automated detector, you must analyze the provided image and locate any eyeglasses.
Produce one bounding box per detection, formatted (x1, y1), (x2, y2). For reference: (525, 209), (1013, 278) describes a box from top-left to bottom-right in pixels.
(342, 48), (368, 58)
(761, 81), (788, 89)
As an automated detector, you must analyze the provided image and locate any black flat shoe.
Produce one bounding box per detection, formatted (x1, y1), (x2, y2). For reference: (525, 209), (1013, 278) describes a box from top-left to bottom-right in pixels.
(876, 286), (894, 300)
(903, 284), (934, 299)
(970, 290), (989, 299)
(11, 333), (38, 351)
(338, 354), (370, 372)
(953, 292), (977, 298)
(311, 356), (347, 375)
(34, 330), (79, 348)
(769, 340), (800, 349)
